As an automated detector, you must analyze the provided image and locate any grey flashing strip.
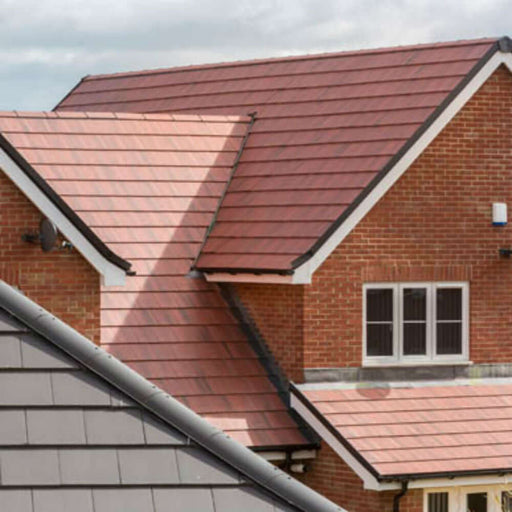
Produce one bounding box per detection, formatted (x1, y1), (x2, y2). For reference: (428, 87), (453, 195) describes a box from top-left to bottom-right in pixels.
(0, 280), (344, 512)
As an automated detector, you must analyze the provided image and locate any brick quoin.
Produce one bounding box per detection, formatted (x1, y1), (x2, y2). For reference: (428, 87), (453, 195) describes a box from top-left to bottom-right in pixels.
(235, 66), (512, 510)
(0, 171), (100, 343)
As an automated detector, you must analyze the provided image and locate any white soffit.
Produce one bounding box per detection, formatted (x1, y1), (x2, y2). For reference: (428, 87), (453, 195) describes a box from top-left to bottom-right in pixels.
(206, 51), (512, 286)
(0, 147), (126, 287)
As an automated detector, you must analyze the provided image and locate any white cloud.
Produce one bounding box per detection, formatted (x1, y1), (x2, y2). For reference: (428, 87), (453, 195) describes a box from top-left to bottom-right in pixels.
(0, 0), (510, 109)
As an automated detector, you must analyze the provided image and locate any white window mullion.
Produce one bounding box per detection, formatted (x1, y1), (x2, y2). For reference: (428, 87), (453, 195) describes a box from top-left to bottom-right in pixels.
(364, 282), (468, 366)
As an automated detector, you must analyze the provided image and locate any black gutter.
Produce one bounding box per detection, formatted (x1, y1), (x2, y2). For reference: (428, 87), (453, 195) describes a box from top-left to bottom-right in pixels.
(381, 467), (512, 482)
(192, 112), (257, 271)
(197, 37), (510, 277)
(0, 131), (132, 272)
(290, 382), (381, 481)
(393, 481), (409, 512)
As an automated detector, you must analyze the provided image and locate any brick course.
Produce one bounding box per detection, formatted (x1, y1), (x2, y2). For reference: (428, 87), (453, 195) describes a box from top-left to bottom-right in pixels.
(0, 170), (100, 343)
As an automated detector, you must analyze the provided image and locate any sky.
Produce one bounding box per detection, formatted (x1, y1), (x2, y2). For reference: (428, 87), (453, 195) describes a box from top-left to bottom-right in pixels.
(1, 0), (511, 111)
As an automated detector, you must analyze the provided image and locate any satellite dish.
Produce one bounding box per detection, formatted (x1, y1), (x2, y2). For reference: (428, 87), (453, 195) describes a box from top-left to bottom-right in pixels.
(39, 218), (58, 252)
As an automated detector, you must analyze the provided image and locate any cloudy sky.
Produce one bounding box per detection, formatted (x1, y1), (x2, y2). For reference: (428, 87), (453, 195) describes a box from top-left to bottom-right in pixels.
(2, 0), (511, 111)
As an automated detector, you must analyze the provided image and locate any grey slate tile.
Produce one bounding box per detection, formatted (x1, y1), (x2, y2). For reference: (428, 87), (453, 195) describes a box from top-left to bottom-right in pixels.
(84, 409), (145, 445)
(33, 489), (94, 512)
(20, 333), (77, 369)
(213, 488), (275, 512)
(51, 371), (111, 406)
(0, 410), (27, 445)
(142, 413), (187, 445)
(1, 449), (60, 485)
(0, 310), (27, 332)
(0, 372), (53, 405)
(27, 410), (86, 445)
(59, 449), (120, 485)
(153, 488), (215, 512)
(93, 488), (154, 512)
(0, 490), (33, 512)
(0, 334), (22, 367)
(118, 448), (179, 484)
(177, 447), (240, 485)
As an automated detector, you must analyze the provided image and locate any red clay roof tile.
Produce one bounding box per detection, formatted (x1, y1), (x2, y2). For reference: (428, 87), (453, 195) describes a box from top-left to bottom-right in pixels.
(301, 382), (512, 477)
(56, 38), (497, 272)
(0, 111), (309, 449)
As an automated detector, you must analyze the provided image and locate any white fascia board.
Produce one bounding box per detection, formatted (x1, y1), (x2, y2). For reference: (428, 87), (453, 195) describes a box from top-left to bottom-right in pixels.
(206, 52), (512, 286)
(290, 392), (386, 491)
(0, 147), (126, 287)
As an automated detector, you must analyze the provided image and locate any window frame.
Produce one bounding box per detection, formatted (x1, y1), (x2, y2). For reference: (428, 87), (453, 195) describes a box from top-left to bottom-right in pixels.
(424, 485), (509, 512)
(363, 282), (469, 366)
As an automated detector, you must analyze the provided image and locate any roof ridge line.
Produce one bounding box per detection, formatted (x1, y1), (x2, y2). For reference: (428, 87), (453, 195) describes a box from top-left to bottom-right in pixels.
(79, 37), (498, 83)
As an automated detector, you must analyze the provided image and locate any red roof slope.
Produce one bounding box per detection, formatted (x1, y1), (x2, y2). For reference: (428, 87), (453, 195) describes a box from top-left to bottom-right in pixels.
(0, 111), (309, 448)
(56, 38), (498, 272)
(299, 382), (512, 478)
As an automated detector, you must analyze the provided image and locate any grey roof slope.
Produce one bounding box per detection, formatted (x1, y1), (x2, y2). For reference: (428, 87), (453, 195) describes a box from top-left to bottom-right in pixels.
(0, 280), (343, 512)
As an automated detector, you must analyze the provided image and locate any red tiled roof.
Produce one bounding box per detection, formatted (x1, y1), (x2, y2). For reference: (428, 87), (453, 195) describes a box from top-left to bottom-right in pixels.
(56, 38), (499, 272)
(0, 111), (309, 448)
(299, 382), (512, 478)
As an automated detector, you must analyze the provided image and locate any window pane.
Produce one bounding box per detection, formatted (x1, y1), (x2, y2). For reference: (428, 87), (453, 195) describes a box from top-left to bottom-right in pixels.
(366, 324), (393, 356)
(366, 289), (393, 322)
(428, 492), (448, 512)
(467, 492), (487, 512)
(437, 288), (462, 321)
(403, 323), (426, 355)
(502, 491), (512, 512)
(403, 288), (426, 321)
(436, 323), (462, 355)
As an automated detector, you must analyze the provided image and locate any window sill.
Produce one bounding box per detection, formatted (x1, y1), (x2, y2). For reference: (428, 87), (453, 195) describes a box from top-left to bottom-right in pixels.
(362, 360), (473, 368)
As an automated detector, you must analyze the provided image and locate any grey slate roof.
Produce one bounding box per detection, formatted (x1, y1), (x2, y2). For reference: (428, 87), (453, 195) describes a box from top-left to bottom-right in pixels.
(0, 281), (344, 512)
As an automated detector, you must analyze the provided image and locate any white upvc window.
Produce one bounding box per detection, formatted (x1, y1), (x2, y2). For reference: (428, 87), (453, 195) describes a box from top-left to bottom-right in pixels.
(425, 485), (512, 512)
(363, 282), (469, 365)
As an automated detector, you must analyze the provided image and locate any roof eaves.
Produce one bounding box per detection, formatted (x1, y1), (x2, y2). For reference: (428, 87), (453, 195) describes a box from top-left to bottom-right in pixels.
(0, 279), (344, 512)
(381, 466), (512, 483)
(0, 131), (132, 273)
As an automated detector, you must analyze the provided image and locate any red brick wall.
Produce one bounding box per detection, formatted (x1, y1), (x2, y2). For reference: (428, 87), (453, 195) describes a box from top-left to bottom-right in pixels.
(0, 170), (100, 343)
(235, 283), (304, 382)
(304, 65), (512, 368)
(297, 442), (423, 512)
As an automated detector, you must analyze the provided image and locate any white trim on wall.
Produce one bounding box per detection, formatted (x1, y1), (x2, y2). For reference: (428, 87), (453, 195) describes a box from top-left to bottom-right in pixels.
(0, 147), (126, 287)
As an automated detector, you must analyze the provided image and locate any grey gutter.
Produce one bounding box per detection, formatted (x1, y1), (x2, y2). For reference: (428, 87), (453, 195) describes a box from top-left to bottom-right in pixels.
(0, 280), (344, 512)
